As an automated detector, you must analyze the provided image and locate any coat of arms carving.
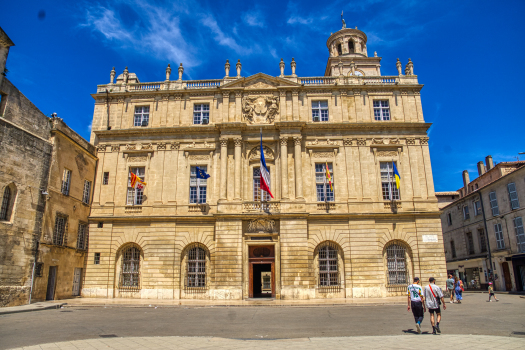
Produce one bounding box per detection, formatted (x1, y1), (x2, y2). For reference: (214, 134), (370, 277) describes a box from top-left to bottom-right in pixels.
(242, 95), (279, 124)
(246, 218), (276, 233)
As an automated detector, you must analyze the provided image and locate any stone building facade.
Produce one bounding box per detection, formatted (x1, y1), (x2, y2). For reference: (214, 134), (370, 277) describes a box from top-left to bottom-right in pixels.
(440, 157), (525, 291)
(83, 24), (447, 300)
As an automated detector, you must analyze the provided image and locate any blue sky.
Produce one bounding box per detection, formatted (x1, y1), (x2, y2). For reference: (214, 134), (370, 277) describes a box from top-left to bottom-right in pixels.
(1, 0), (524, 192)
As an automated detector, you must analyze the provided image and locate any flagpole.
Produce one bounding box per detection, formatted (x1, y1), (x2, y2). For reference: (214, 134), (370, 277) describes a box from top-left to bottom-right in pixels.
(387, 162), (393, 202)
(392, 159), (396, 202)
(324, 165), (327, 204)
(260, 127), (263, 213)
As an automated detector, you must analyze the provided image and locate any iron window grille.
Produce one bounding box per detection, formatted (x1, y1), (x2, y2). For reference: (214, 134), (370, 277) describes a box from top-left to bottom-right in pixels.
(0, 186), (11, 220)
(466, 232), (475, 255)
(127, 167), (145, 206)
(186, 246), (206, 289)
(82, 180), (91, 205)
(312, 101), (329, 122)
(508, 183), (520, 210)
(77, 223), (88, 250)
(380, 162), (400, 201)
(463, 206), (470, 220)
(134, 106), (149, 127)
(193, 104), (210, 125)
(386, 244), (407, 285)
(513, 217), (525, 253)
(103, 172), (109, 185)
(373, 100), (390, 121)
(189, 166), (207, 204)
(318, 244), (339, 288)
(479, 228), (487, 253)
(53, 215), (68, 246)
(489, 191), (499, 216)
(253, 167), (271, 202)
(315, 163), (334, 202)
(61, 169), (71, 195)
(474, 200), (482, 216)
(450, 240), (457, 258)
(119, 246), (141, 290)
(494, 223), (505, 249)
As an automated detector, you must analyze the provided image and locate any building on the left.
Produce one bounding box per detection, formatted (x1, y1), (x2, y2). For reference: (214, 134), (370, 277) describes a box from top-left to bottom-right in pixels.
(0, 27), (97, 307)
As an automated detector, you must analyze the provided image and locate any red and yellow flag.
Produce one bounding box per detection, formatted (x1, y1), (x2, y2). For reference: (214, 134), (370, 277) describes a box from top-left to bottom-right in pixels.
(325, 162), (333, 191)
(130, 172), (147, 190)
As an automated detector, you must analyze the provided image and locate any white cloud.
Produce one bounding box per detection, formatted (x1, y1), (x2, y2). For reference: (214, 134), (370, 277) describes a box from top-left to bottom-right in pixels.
(200, 15), (245, 54)
(287, 15), (313, 25)
(242, 10), (265, 27)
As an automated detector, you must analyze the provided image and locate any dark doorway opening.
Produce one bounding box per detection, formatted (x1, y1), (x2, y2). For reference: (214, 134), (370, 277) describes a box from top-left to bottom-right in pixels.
(253, 263), (272, 298)
(46, 266), (57, 300)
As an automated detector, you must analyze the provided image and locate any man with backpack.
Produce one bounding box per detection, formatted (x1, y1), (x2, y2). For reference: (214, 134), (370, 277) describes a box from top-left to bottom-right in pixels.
(424, 277), (446, 334)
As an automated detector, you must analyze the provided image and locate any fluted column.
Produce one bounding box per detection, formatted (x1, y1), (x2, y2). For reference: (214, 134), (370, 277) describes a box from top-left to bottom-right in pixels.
(234, 138), (242, 200)
(220, 138), (228, 200)
(280, 137), (289, 199)
(293, 136), (303, 199)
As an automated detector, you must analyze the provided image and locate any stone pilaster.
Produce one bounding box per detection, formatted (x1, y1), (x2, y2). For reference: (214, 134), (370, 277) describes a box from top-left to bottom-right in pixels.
(280, 137), (289, 199)
(234, 138), (242, 200)
(293, 136), (303, 199)
(219, 138), (228, 200)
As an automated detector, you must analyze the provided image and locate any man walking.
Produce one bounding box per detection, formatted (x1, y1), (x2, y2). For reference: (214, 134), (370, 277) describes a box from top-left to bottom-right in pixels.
(424, 277), (446, 334)
(446, 274), (455, 303)
(407, 277), (425, 334)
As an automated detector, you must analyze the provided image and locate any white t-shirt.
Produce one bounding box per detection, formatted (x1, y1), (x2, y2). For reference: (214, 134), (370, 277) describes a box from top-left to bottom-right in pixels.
(407, 284), (423, 302)
(424, 284), (443, 309)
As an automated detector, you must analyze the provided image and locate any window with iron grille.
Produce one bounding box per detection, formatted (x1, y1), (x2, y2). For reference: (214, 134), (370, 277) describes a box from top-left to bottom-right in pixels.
(318, 244), (339, 287)
(514, 217), (525, 253)
(312, 101), (329, 122)
(463, 205), (470, 220)
(253, 167), (271, 201)
(466, 232), (475, 255)
(450, 240), (456, 258)
(385, 244), (407, 284)
(473, 200), (482, 216)
(479, 228), (487, 253)
(190, 166), (207, 204)
(494, 223), (505, 249)
(61, 169), (71, 195)
(315, 163), (334, 202)
(77, 223), (88, 250)
(187, 246), (206, 288)
(127, 167), (145, 205)
(373, 100), (390, 121)
(193, 104), (210, 125)
(53, 214), (68, 246)
(94, 252), (100, 264)
(82, 180), (91, 205)
(380, 162), (400, 200)
(103, 172), (109, 185)
(489, 191), (499, 216)
(0, 186), (11, 221)
(119, 246), (141, 289)
(134, 106), (149, 127)
(508, 183), (520, 210)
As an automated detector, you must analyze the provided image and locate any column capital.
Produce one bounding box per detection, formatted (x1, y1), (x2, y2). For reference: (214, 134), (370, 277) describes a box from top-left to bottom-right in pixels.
(279, 90), (287, 97)
(292, 89), (299, 96)
(280, 136), (289, 145)
(233, 138), (242, 147)
(293, 136), (302, 145)
(220, 139), (229, 147)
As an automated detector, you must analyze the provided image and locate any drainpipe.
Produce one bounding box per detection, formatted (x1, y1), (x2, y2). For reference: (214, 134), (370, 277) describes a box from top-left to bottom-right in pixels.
(478, 191), (495, 287)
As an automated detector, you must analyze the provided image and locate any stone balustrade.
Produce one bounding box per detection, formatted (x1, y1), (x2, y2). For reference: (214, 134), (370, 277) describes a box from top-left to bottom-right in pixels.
(243, 201), (280, 213)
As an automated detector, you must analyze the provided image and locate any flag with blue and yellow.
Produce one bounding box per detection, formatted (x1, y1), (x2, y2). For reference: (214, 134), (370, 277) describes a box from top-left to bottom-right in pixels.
(393, 162), (401, 189)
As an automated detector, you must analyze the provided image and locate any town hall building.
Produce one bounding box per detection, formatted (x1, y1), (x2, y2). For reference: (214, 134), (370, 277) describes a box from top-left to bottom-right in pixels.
(82, 22), (447, 300)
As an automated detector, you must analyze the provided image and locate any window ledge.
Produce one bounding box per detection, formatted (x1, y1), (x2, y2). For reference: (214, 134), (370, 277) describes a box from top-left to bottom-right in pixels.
(188, 204), (208, 213)
(125, 206), (142, 213)
(317, 202), (335, 211)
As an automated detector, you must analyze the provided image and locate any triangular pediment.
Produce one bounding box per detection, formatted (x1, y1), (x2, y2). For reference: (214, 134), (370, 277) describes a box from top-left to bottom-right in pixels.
(220, 73), (301, 90)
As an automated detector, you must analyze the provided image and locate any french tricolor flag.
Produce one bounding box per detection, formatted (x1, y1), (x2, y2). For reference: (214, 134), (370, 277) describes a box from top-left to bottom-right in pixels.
(260, 133), (274, 199)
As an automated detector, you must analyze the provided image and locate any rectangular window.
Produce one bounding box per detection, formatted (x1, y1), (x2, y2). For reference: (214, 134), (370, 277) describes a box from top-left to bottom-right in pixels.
(494, 223), (505, 249)
(450, 240), (456, 258)
(53, 215), (68, 246)
(466, 232), (475, 255)
(312, 101), (329, 122)
(479, 228), (487, 253)
(373, 100), (390, 121)
(489, 191), (499, 216)
(447, 213), (452, 226)
(315, 163), (334, 202)
(253, 167), (271, 201)
(508, 183), (520, 210)
(94, 252), (100, 265)
(380, 162), (400, 200)
(103, 172), (109, 185)
(473, 200), (482, 216)
(82, 180), (91, 205)
(189, 166), (207, 204)
(77, 223), (88, 250)
(61, 169), (71, 195)
(127, 167), (145, 206)
(134, 106), (150, 127)
(193, 104), (210, 125)
(514, 217), (525, 253)
(463, 205), (470, 220)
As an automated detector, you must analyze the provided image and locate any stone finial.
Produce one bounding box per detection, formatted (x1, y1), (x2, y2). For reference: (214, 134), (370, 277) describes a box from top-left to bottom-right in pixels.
(374, 51), (377, 57)
(279, 58), (285, 77)
(404, 62), (410, 76)
(110, 67), (116, 84)
(396, 58), (403, 76)
(165, 64), (171, 81)
(225, 59), (230, 78)
(123, 66), (129, 84)
(407, 58), (414, 75)
(291, 58), (297, 76)
(178, 63), (184, 81)
(236, 59), (242, 78)
(350, 60), (355, 76)
(338, 59), (344, 77)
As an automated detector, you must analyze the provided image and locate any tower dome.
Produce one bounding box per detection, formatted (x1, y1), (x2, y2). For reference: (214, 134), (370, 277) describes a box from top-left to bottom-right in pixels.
(326, 27), (368, 58)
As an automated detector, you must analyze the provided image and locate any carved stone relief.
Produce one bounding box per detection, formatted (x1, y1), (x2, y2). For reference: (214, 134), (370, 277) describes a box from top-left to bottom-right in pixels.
(189, 155), (210, 160)
(248, 145), (275, 160)
(313, 152), (335, 158)
(128, 155), (148, 162)
(246, 218), (276, 233)
(242, 95), (279, 124)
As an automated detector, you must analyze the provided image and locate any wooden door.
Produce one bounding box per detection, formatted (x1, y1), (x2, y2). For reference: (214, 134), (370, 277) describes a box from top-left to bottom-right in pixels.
(46, 266), (57, 300)
(502, 262), (512, 291)
(72, 268), (82, 296)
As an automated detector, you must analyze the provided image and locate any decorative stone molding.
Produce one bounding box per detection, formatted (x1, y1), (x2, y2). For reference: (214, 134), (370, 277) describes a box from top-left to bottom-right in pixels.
(390, 138), (400, 144)
(111, 145), (120, 152)
(127, 155), (148, 162)
(343, 138), (352, 146)
(246, 218), (276, 233)
(307, 138), (337, 146)
(126, 144), (136, 150)
(242, 95), (279, 124)
(293, 136), (302, 145)
(248, 145), (275, 160)
(279, 137), (288, 146)
(220, 139), (228, 147)
(189, 155), (210, 160)
(97, 144), (107, 152)
(313, 152), (335, 158)
(170, 142), (180, 150)
(157, 143), (167, 150)
(356, 138), (366, 146)
(185, 141), (215, 149)
(420, 137), (429, 145)
(372, 138), (384, 144)
(234, 138), (242, 147)
(406, 138), (416, 145)
(141, 143), (153, 150)
(376, 150), (398, 157)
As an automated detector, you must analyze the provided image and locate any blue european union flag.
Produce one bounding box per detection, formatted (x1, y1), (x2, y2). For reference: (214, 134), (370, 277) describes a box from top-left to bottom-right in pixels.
(195, 166), (210, 179)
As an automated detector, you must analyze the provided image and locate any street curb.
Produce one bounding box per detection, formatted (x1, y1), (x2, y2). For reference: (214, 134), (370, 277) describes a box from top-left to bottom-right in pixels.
(0, 302), (66, 315)
(63, 302), (406, 309)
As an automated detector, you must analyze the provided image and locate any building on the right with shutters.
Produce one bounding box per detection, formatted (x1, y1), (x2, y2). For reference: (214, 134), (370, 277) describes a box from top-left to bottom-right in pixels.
(440, 157), (525, 292)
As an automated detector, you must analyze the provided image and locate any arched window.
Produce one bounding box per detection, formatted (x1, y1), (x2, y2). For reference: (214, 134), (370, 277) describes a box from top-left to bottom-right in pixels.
(0, 186), (11, 221)
(337, 43), (342, 56)
(187, 246), (206, 288)
(119, 246), (141, 289)
(348, 41), (354, 53)
(386, 244), (407, 285)
(318, 244), (339, 286)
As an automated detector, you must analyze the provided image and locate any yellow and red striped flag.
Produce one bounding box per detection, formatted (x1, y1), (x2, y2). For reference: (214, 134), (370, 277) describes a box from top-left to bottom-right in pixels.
(325, 162), (333, 191)
(130, 172), (147, 190)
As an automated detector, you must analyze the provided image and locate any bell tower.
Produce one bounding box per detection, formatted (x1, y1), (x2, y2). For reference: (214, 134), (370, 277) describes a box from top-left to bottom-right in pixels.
(325, 16), (382, 77)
